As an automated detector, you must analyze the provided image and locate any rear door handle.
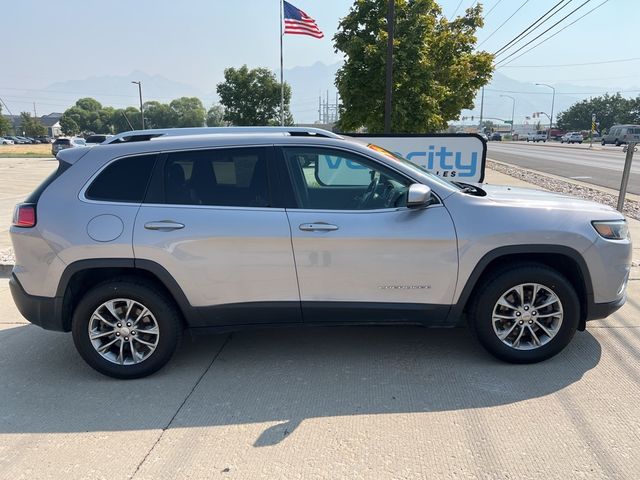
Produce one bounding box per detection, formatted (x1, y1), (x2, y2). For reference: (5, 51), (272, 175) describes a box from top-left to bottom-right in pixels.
(299, 223), (339, 232)
(144, 221), (185, 231)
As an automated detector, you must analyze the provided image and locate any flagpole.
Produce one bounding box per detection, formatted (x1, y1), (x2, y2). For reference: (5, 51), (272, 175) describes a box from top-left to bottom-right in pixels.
(280, 0), (284, 126)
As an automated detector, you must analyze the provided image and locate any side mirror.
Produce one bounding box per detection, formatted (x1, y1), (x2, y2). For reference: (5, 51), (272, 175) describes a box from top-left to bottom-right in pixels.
(407, 183), (432, 208)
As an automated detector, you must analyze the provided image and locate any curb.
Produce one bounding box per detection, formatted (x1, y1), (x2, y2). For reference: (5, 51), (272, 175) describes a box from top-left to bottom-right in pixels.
(0, 264), (13, 278)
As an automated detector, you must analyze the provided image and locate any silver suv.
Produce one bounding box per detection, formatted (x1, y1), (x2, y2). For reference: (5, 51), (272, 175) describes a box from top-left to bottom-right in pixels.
(9, 127), (631, 378)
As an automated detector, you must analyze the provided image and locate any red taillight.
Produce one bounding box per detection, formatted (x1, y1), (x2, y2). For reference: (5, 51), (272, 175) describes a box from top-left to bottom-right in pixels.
(12, 204), (36, 228)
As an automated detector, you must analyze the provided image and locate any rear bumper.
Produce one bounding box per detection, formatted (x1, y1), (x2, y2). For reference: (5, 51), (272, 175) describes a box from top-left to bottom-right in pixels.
(9, 274), (67, 332)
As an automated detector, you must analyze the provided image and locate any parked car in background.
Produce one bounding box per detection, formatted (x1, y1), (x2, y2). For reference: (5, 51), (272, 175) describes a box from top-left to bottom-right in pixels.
(0, 137), (15, 144)
(561, 132), (583, 144)
(85, 134), (113, 145)
(601, 125), (640, 146)
(10, 126), (631, 378)
(5, 135), (26, 144)
(526, 131), (547, 142)
(490, 132), (502, 141)
(35, 136), (53, 143)
(51, 137), (86, 155)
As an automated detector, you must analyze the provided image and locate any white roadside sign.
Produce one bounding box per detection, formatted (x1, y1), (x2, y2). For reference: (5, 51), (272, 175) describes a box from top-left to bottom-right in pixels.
(347, 134), (487, 183)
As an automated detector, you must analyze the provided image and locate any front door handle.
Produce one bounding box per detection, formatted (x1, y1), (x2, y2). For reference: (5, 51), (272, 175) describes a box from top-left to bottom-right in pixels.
(299, 222), (339, 232)
(144, 221), (185, 231)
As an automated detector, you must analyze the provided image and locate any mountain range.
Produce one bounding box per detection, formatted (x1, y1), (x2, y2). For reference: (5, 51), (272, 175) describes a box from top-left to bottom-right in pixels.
(8, 63), (637, 125)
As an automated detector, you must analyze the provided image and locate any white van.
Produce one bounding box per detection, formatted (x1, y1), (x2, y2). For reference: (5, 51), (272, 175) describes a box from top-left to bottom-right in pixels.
(601, 124), (640, 146)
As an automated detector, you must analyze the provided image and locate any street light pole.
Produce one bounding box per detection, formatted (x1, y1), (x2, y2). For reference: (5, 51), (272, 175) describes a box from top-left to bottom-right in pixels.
(131, 81), (144, 130)
(500, 94), (515, 138)
(536, 83), (555, 140)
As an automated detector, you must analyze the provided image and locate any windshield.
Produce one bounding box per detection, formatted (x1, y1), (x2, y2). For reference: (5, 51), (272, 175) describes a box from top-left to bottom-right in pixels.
(365, 143), (463, 190)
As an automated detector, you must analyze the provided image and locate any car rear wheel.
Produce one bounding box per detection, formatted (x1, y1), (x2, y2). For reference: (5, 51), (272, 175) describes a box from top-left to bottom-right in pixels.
(470, 264), (579, 363)
(72, 279), (182, 379)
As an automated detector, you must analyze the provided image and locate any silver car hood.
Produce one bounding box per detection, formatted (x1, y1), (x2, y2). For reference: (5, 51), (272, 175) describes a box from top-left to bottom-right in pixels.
(479, 184), (618, 215)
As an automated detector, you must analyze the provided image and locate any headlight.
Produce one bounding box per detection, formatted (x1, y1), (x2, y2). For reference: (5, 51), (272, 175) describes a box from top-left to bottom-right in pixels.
(592, 220), (629, 240)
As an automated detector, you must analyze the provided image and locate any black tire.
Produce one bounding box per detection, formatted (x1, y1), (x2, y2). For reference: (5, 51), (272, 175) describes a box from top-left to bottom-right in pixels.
(469, 264), (580, 364)
(615, 140), (621, 147)
(601, 139), (606, 146)
(72, 278), (182, 379)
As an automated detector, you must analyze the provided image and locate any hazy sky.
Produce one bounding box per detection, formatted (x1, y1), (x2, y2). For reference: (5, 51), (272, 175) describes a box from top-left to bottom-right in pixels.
(2, 0), (639, 115)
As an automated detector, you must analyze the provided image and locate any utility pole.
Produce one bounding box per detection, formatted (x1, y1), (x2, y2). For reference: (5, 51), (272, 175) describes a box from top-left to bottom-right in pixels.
(478, 87), (484, 133)
(384, 0), (394, 133)
(326, 90), (330, 125)
(500, 94), (515, 138)
(131, 81), (144, 130)
(536, 83), (555, 140)
(33, 102), (37, 118)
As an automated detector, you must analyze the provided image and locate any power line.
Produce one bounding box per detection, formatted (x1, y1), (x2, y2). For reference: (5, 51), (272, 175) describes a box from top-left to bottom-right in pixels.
(483, 0), (504, 19)
(497, 0), (612, 67)
(477, 0), (531, 48)
(493, 0), (571, 56)
(449, 0), (465, 20)
(495, 0), (604, 67)
(498, 56), (640, 68)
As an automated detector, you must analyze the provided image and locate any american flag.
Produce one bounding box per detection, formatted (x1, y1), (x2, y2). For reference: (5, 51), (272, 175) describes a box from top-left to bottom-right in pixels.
(283, 1), (324, 39)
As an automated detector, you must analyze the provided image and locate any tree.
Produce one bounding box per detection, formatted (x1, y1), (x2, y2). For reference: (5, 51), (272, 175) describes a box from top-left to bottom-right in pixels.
(169, 97), (206, 127)
(60, 114), (80, 135)
(60, 98), (108, 134)
(0, 105), (12, 135)
(334, 0), (493, 133)
(206, 104), (226, 127)
(111, 107), (142, 133)
(19, 112), (47, 136)
(556, 93), (639, 132)
(217, 65), (293, 126)
(143, 101), (178, 129)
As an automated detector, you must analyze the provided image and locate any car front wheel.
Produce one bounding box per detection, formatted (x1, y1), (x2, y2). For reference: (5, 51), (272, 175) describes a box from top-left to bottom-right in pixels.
(72, 279), (182, 379)
(470, 264), (579, 363)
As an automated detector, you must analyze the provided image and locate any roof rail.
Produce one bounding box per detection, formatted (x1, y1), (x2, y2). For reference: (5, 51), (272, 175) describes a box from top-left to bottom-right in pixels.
(103, 126), (342, 144)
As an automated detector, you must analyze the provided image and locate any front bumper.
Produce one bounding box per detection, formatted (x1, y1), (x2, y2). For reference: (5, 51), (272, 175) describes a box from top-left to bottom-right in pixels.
(585, 294), (626, 322)
(9, 274), (67, 331)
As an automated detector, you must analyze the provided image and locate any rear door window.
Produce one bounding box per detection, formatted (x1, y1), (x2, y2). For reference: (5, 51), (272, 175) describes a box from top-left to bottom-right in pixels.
(163, 147), (270, 207)
(85, 154), (157, 202)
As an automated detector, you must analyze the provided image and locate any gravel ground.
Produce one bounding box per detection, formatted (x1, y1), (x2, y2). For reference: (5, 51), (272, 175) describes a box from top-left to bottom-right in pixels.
(0, 248), (14, 265)
(488, 160), (640, 221)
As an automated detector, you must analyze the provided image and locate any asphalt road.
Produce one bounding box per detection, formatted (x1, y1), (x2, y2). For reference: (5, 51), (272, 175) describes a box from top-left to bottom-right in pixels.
(487, 142), (640, 195)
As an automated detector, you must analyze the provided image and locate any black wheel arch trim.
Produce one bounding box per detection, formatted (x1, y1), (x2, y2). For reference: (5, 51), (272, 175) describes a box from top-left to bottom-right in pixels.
(450, 244), (594, 323)
(56, 258), (198, 325)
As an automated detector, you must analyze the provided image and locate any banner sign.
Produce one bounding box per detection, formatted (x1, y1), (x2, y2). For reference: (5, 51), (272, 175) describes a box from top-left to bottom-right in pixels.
(346, 133), (487, 183)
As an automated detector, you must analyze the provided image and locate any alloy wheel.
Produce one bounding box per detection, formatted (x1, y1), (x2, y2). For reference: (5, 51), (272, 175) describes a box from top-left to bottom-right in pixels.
(491, 283), (563, 350)
(88, 298), (160, 365)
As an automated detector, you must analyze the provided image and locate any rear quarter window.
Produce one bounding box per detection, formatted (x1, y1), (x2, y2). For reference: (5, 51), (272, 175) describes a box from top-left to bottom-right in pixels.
(85, 154), (157, 203)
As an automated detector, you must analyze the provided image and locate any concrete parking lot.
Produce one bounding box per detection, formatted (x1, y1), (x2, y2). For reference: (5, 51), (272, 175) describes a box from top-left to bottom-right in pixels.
(1, 157), (639, 479)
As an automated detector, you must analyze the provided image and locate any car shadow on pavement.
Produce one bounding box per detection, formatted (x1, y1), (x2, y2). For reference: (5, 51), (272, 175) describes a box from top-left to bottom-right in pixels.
(0, 324), (601, 444)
